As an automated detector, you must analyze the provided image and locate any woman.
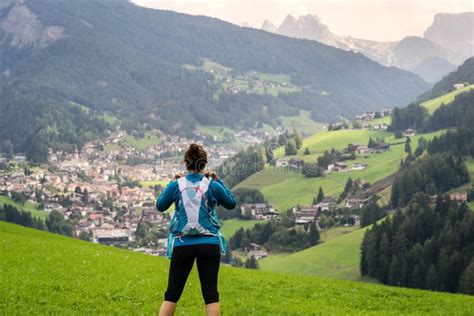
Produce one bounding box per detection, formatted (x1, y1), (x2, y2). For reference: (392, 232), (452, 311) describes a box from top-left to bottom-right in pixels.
(156, 143), (236, 316)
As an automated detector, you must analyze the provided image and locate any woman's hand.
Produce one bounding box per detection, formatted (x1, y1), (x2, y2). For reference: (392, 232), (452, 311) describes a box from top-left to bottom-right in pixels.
(204, 171), (219, 180)
(173, 173), (184, 180)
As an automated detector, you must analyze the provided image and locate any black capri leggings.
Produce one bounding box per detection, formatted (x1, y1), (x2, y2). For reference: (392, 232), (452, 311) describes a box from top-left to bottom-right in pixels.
(164, 244), (220, 305)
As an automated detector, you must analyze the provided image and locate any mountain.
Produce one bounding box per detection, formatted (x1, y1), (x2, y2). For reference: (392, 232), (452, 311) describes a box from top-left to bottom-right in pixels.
(0, 0), (428, 161)
(424, 12), (474, 61)
(262, 13), (472, 83)
(261, 19), (277, 33)
(418, 57), (474, 101)
(2, 221), (474, 314)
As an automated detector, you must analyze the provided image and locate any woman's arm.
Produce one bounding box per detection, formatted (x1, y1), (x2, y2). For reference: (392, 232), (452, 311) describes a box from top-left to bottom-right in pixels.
(156, 181), (178, 212)
(210, 178), (236, 210)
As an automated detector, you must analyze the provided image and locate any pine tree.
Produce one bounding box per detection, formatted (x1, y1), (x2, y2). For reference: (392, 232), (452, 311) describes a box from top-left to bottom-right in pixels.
(245, 256), (259, 269)
(425, 264), (439, 291)
(460, 260), (474, 295)
(405, 137), (412, 154)
(316, 187), (324, 203)
(309, 222), (320, 245)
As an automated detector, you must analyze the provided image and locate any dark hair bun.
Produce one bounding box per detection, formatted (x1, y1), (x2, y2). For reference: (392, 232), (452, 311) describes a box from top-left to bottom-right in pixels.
(184, 143), (208, 171)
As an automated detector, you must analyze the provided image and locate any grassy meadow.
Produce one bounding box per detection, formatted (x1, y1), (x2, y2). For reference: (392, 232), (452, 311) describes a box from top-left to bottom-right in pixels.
(121, 132), (161, 150)
(220, 219), (262, 239)
(2, 222), (473, 315)
(421, 84), (474, 114)
(259, 226), (368, 280)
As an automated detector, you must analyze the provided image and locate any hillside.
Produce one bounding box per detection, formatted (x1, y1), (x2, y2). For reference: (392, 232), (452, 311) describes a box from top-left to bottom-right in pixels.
(419, 57), (474, 101)
(1, 222), (473, 314)
(238, 130), (445, 212)
(237, 84), (474, 212)
(0, 0), (428, 161)
(260, 226), (368, 280)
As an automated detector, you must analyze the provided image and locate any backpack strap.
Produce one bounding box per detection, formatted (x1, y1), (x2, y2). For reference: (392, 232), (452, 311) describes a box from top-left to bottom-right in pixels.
(177, 177), (188, 192)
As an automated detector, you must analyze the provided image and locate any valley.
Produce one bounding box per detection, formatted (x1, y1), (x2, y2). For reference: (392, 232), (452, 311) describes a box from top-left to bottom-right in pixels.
(1, 0), (474, 311)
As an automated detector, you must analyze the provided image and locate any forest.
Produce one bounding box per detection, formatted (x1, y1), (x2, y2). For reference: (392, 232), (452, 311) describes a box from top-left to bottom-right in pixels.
(391, 153), (470, 208)
(361, 193), (474, 295)
(228, 217), (320, 253)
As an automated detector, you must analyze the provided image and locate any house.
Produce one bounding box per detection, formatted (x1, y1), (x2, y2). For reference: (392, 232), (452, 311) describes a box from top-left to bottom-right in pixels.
(346, 197), (370, 209)
(453, 83), (465, 90)
(352, 163), (367, 171)
(240, 203), (278, 220)
(334, 162), (348, 171)
(314, 197), (336, 211)
(288, 158), (305, 170)
(356, 112), (375, 122)
(373, 143), (390, 153)
(402, 129), (416, 137)
(247, 249), (268, 260)
(355, 145), (370, 154)
(275, 159), (289, 168)
(449, 193), (468, 203)
(292, 205), (318, 224)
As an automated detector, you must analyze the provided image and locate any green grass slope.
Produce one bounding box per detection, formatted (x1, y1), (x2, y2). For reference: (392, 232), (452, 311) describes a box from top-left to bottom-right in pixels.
(421, 84), (474, 114)
(1, 222), (473, 315)
(220, 219), (261, 238)
(260, 227), (368, 280)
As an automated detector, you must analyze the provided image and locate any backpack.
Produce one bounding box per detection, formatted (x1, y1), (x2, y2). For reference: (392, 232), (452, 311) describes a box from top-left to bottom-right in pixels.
(166, 176), (226, 258)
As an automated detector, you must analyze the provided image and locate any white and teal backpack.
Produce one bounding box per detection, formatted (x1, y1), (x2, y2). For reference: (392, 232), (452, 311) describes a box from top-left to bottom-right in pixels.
(166, 176), (226, 258)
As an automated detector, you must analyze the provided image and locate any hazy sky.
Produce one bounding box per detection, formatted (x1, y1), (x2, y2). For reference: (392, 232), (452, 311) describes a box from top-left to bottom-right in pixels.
(133, 0), (473, 41)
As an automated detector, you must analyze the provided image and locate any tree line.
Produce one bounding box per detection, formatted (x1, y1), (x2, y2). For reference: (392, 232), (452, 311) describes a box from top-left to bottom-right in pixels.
(229, 216), (320, 253)
(361, 193), (474, 295)
(0, 205), (75, 237)
(391, 153), (470, 208)
(390, 89), (474, 133)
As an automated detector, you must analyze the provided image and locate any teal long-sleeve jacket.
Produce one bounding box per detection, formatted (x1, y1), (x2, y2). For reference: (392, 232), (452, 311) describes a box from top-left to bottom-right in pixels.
(156, 172), (236, 247)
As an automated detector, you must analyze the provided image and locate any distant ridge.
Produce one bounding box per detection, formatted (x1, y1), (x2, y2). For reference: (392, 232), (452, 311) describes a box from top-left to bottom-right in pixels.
(262, 12), (473, 83)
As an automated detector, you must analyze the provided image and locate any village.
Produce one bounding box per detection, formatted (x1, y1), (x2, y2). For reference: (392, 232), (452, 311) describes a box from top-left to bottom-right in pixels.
(0, 128), (249, 255)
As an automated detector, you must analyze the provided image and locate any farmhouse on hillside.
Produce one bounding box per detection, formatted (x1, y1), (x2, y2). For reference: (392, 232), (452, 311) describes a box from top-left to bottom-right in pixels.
(402, 129), (417, 137)
(292, 205), (319, 224)
(346, 197), (371, 209)
(453, 83), (465, 90)
(288, 158), (305, 170)
(240, 203), (279, 220)
(355, 112), (375, 122)
(449, 193), (468, 203)
(314, 197), (336, 211)
(275, 158), (289, 167)
(373, 142), (391, 153)
(246, 243), (268, 260)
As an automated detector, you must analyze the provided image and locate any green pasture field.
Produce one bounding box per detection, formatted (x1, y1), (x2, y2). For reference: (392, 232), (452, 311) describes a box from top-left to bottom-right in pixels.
(220, 219), (262, 239)
(1, 222), (473, 315)
(121, 132), (161, 150)
(421, 84), (474, 114)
